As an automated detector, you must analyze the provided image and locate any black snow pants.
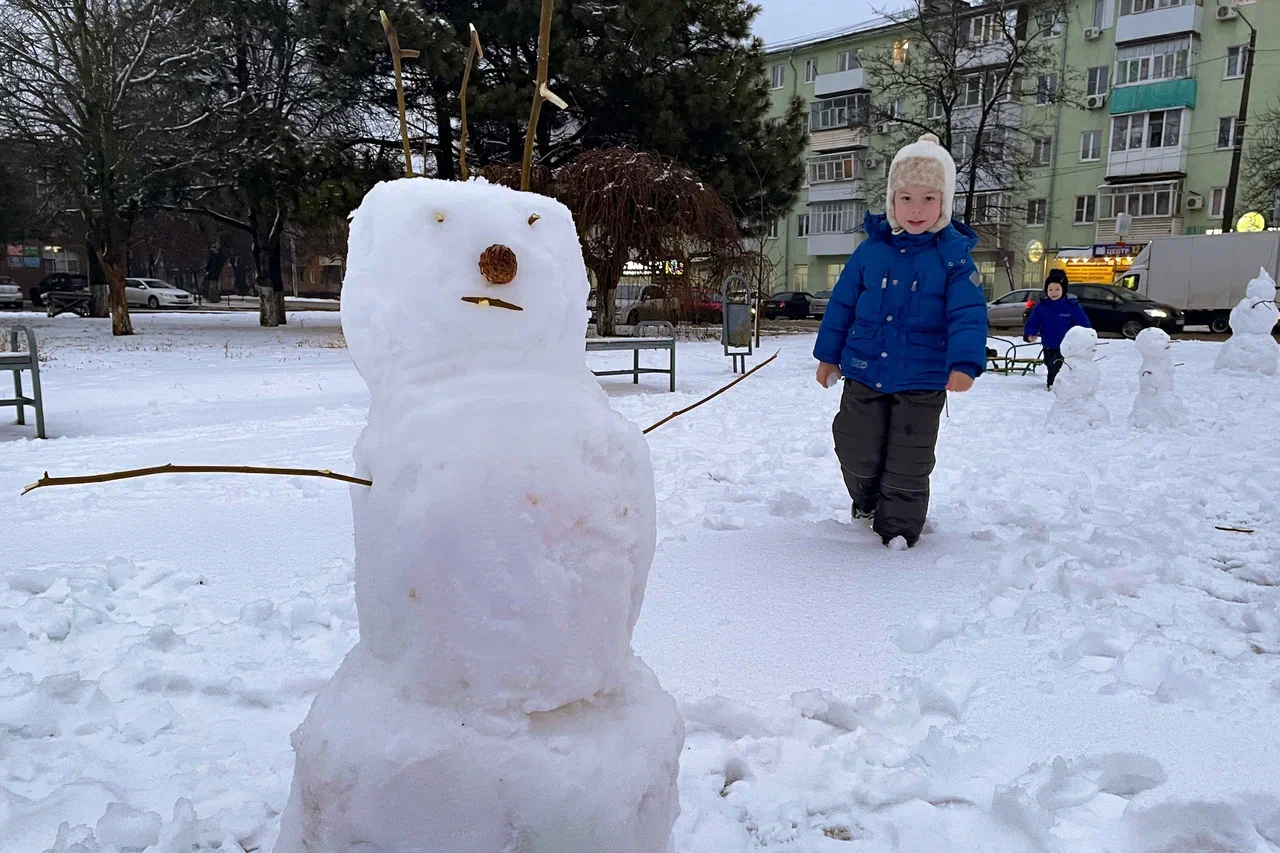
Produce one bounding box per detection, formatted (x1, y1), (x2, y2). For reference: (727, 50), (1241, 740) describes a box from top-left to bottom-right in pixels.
(1043, 347), (1064, 389)
(832, 379), (946, 546)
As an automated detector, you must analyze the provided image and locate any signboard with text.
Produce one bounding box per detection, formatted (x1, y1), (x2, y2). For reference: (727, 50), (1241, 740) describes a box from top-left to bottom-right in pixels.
(1092, 243), (1144, 258)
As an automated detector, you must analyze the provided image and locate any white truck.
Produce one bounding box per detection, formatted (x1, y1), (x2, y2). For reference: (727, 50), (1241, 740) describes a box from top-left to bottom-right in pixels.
(1114, 232), (1280, 334)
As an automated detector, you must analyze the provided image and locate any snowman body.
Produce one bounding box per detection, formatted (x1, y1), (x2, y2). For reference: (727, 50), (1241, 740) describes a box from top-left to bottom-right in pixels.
(1048, 326), (1110, 432)
(275, 178), (683, 853)
(1216, 268), (1280, 375)
(1129, 327), (1186, 428)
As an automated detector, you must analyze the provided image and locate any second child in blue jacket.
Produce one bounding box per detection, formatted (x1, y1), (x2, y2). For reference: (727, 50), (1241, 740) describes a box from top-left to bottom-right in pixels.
(814, 133), (988, 549)
(1023, 269), (1091, 389)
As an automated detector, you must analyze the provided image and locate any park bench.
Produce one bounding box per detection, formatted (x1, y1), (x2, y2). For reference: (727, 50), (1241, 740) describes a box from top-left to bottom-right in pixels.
(46, 290), (92, 318)
(586, 321), (677, 391)
(1, 325), (46, 439)
(986, 336), (1044, 376)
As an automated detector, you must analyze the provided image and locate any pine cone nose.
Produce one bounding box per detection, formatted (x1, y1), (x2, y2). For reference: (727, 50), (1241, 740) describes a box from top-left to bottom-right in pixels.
(479, 244), (518, 285)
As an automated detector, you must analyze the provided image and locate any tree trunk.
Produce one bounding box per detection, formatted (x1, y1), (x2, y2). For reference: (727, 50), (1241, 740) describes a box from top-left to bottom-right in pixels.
(203, 248), (225, 303)
(87, 241), (110, 318)
(433, 85), (456, 180)
(269, 214), (287, 325)
(590, 250), (628, 336)
(95, 248), (134, 336)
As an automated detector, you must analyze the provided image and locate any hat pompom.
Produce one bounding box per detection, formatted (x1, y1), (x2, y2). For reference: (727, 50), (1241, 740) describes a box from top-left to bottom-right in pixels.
(918, 133), (941, 145)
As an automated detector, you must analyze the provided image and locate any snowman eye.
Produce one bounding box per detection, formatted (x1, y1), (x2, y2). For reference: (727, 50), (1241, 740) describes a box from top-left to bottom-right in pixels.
(434, 212), (445, 223)
(528, 214), (541, 226)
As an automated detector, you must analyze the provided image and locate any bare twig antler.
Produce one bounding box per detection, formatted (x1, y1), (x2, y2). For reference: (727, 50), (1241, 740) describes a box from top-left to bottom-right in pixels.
(22, 464), (372, 496)
(381, 10), (420, 178)
(459, 24), (483, 180)
(521, 0), (566, 191)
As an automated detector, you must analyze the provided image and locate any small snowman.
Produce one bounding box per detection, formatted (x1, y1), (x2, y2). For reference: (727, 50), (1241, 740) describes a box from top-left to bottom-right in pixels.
(1128, 327), (1186, 429)
(1215, 267), (1280, 376)
(1047, 326), (1110, 432)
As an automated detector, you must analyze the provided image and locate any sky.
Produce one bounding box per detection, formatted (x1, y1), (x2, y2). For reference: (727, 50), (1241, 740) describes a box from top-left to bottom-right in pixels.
(752, 0), (881, 46)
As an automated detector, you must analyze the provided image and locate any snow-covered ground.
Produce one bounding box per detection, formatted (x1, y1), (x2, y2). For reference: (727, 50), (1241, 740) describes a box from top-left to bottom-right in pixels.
(3, 312), (1280, 852)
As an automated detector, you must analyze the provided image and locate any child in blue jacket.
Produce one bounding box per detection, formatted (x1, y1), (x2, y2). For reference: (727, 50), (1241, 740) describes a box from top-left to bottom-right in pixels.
(814, 133), (988, 549)
(1023, 268), (1091, 390)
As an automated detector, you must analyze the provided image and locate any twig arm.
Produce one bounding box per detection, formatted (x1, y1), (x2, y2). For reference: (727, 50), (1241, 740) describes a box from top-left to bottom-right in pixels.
(23, 464), (372, 496)
(643, 350), (780, 434)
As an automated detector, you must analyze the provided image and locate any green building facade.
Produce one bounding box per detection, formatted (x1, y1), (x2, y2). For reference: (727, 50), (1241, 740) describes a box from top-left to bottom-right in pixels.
(763, 0), (1271, 299)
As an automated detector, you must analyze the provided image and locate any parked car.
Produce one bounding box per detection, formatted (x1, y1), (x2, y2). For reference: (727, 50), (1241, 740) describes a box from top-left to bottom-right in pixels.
(31, 273), (89, 307)
(987, 288), (1041, 329)
(0, 276), (22, 309)
(811, 290), (832, 319)
(764, 291), (817, 320)
(1024, 284), (1184, 339)
(126, 278), (194, 309)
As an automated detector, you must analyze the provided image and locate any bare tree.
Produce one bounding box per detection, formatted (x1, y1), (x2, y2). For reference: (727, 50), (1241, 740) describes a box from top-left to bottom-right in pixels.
(861, 0), (1073, 229)
(0, 0), (213, 335)
(1243, 99), (1280, 223)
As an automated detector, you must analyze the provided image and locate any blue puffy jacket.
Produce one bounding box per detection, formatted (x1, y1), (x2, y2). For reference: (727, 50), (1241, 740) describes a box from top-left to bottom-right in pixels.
(813, 212), (988, 393)
(1024, 290), (1091, 349)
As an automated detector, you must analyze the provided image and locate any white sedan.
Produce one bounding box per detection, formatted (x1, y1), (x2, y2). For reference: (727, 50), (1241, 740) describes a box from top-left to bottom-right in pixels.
(126, 278), (194, 309)
(0, 276), (22, 309)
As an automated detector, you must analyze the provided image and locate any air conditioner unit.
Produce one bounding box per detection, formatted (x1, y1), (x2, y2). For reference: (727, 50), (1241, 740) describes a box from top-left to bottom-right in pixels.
(1084, 26), (1102, 40)
(864, 157), (882, 170)
(1085, 93), (1107, 110)
(876, 122), (894, 134)
(1217, 5), (1239, 20)
(1186, 195), (1205, 210)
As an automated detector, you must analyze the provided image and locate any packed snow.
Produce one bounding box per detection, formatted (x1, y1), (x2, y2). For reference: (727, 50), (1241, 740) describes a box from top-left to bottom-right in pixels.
(277, 178), (683, 853)
(4, 312), (1280, 853)
(1128, 328), (1186, 430)
(1047, 326), (1110, 432)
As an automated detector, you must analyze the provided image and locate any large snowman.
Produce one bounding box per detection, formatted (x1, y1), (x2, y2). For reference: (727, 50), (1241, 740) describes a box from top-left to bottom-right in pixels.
(1047, 326), (1110, 432)
(1215, 267), (1280, 375)
(274, 178), (684, 853)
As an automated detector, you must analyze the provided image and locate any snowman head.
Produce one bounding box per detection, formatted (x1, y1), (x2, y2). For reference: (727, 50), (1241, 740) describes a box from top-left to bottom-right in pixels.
(1245, 267), (1278, 303)
(1060, 325), (1099, 360)
(341, 178), (589, 393)
(1134, 327), (1172, 361)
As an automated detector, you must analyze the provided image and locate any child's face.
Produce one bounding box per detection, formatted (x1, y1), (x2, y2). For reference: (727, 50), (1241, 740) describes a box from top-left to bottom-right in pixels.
(1046, 282), (1064, 300)
(894, 184), (944, 234)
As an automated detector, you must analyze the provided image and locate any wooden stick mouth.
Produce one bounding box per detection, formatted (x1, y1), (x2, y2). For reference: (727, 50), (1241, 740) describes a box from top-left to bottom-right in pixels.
(461, 296), (523, 311)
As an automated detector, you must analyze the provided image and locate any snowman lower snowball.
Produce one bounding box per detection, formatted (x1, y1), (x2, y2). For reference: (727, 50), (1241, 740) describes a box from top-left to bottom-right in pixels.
(274, 178), (684, 853)
(1129, 327), (1186, 429)
(1047, 326), (1110, 432)
(1215, 267), (1280, 376)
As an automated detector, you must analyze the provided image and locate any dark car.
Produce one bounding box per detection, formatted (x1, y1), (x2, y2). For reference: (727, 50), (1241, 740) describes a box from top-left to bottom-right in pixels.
(765, 291), (816, 320)
(30, 273), (89, 307)
(1025, 284), (1184, 339)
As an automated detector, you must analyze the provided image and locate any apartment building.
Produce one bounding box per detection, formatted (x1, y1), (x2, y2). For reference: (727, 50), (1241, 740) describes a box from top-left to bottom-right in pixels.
(764, 0), (1271, 298)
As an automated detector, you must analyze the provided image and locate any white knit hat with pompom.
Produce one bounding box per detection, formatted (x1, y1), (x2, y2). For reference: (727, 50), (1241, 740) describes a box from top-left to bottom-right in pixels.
(885, 132), (957, 233)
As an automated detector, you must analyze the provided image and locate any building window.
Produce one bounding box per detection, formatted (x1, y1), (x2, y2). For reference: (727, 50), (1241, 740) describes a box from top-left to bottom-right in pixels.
(1036, 74), (1059, 105)
(1120, 0), (1186, 15)
(893, 39), (910, 64)
(809, 94), (869, 131)
(792, 264), (809, 291)
(1210, 187), (1226, 218)
(1092, 0), (1106, 29)
(1087, 66), (1110, 97)
(1033, 136), (1053, 166)
(1115, 37), (1192, 86)
(766, 220), (778, 239)
(889, 98), (905, 120)
(797, 214), (810, 238)
(805, 59), (819, 84)
(837, 50), (860, 72)
(1027, 199), (1048, 226)
(1226, 45), (1249, 80)
(827, 266), (842, 289)
(1100, 184), (1180, 219)
(808, 151), (863, 184)
(1111, 109), (1182, 152)
(968, 14), (998, 45)
(962, 192), (1007, 225)
(1081, 129), (1102, 161)
(770, 65), (785, 89)
(811, 201), (864, 234)
(1075, 195), (1097, 224)
(1218, 116), (1238, 149)
(926, 95), (944, 120)
(956, 72), (1010, 109)
(1038, 10), (1064, 36)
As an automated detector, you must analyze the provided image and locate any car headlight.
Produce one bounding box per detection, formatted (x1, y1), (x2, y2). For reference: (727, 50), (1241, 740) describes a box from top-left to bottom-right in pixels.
(1144, 309), (1168, 318)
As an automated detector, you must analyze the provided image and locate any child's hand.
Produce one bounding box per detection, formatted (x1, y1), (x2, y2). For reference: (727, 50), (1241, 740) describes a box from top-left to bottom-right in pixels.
(816, 362), (841, 388)
(1026, 335), (1039, 343)
(947, 371), (975, 393)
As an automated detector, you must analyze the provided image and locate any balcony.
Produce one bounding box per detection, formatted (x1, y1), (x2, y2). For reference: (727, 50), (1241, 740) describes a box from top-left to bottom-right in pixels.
(810, 125), (870, 152)
(815, 68), (867, 97)
(1115, 3), (1202, 44)
(808, 232), (860, 256)
(1107, 144), (1188, 179)
(808, 181), (866, 203)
